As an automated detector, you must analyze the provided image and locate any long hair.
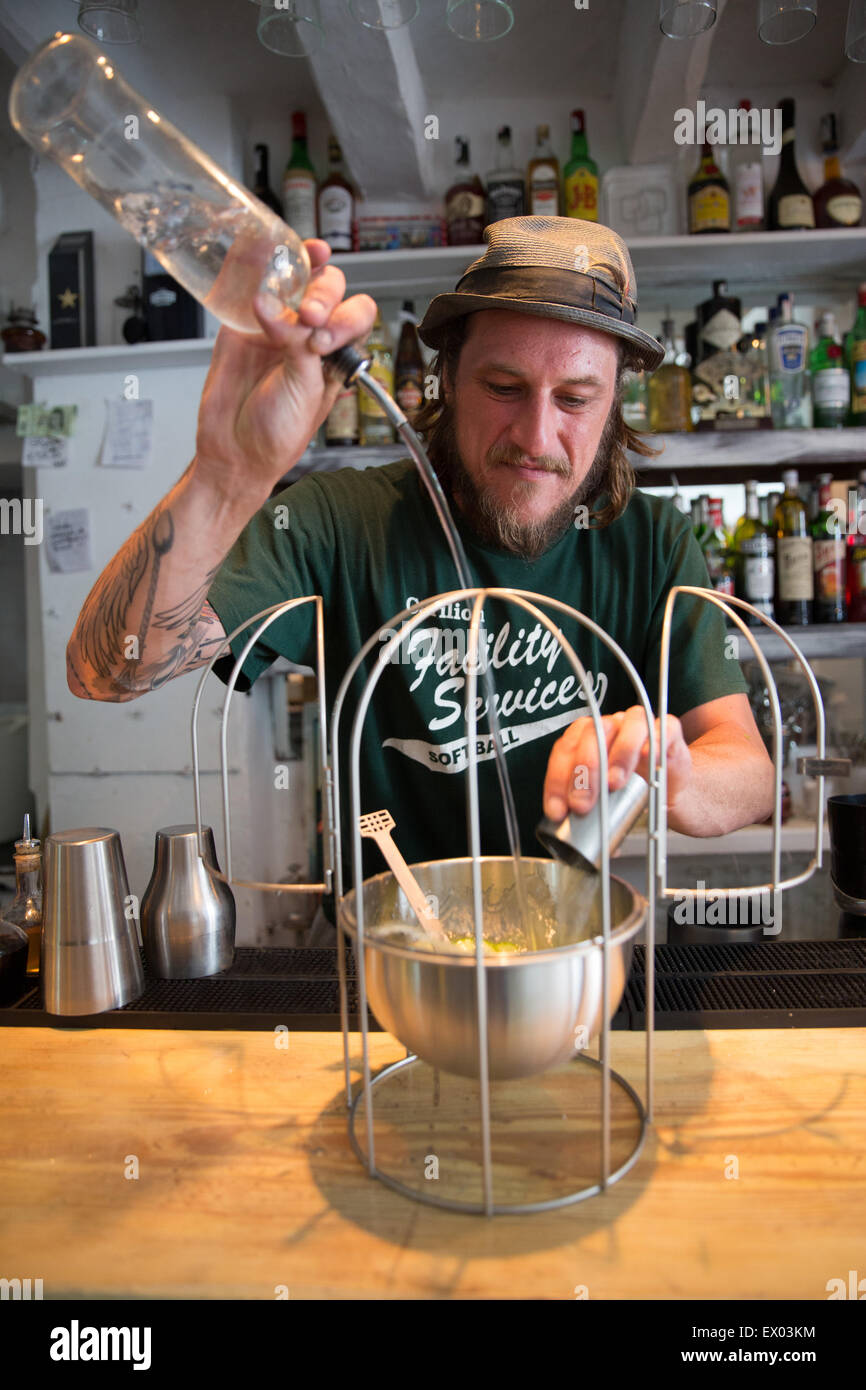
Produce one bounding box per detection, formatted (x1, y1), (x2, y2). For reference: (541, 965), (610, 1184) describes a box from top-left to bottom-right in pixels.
(411, 314), (661, 529)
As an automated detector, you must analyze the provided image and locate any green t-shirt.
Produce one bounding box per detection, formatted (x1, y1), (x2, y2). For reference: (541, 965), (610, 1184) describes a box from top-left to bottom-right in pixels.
(207, 459), (746, 910)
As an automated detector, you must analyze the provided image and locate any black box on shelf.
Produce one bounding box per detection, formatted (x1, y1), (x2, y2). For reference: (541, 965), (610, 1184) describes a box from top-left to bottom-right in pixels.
(48, 231), (95, 349)
(141, 249), (203, 340)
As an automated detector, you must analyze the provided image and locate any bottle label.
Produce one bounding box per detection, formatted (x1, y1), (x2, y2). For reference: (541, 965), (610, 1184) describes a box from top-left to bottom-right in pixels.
(689, 186), (730, 232)
(326, 386), (358, 442)
(744, 554), (774, 602)
(825, 194), (862, 226)
(770, 325), (808, 373)
(318, 186), (353, 250)
(282, 176), (317, 240)
(813, 538), (846, 599)
(487, 179), (525, 221)
(530, 177), (559, 216)
(564, 170), (599, 221)
(777, 193), (815, 228)
(734, 164), (764, 226)
(396, 376), (423, 413)
(360, 361), (393, 418)
(702, 308), (741, 352)
(777, 536), (814, 600)
(446, 190), (485, 222)
(812, 368), (850, 410)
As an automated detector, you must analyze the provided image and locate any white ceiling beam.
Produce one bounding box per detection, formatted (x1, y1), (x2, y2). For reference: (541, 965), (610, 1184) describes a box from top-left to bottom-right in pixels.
(616, 0), (730, 166)
(308, 0), (435, 202)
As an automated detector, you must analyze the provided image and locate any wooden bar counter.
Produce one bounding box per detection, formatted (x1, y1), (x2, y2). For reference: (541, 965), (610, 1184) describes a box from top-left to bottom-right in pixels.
(1, 1025), (864, 1300)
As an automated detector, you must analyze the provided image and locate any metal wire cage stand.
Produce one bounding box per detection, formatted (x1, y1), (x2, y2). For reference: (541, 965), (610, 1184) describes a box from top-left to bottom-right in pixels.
(187, 586), (837, 1217)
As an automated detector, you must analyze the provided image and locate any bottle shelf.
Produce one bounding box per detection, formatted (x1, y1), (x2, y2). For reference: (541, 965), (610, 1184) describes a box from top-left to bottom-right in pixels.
(737, 622), (866, 662)
(630, 428), (866, 471)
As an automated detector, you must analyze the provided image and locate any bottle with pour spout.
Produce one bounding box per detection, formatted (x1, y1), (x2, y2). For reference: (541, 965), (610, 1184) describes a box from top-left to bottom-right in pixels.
(0, 815), (43, 977)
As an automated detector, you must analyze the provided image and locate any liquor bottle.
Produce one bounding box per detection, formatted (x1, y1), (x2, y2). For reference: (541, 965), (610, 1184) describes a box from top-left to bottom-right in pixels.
(325, 381), (360, 446)
(359, 311), (395, 446)
(768, 293), (811, 428)
(737, 322), (771, 419)
(648, 317), (693, 432)
(527, 125), (561, 217)
(813, 114), (862, 229)
(733, 480), (774, 623)
(811, 473), (847, 622)
(847, 469), (866, 621)
(810, 312), (850, 429)
(702, 497), (735, 594)
(697, 280), (742, 362)
(485, 126), (526, 224)
(0, 816), (43, 977)
(281, 111), (317, 242)
(688, 143), (731, 234)
(774, 468), (813, 625)
(252, 143), (283, 216)
(621, 369), (649, 429)
(563, 109), (599, 222)
(690, 496), (704, 540)
(445, 137), (485, 246)
(394, 300), (425, 421)
(730, 102), (765, 232)
(849, 284), (866, 425)
(767, 99), (814, 231)
(317, 136), (355, 254)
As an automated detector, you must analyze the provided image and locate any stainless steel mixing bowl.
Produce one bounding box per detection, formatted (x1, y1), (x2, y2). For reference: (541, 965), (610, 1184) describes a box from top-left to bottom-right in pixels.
(340, 856), (647, 1081)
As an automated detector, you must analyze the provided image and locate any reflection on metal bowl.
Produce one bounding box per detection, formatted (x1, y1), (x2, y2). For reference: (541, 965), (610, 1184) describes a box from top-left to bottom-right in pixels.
(340, 856), (647, 1081)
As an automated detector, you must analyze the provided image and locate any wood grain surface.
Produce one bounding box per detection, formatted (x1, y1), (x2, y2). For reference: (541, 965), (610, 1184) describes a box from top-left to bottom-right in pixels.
(0, 1026), (863, 1300)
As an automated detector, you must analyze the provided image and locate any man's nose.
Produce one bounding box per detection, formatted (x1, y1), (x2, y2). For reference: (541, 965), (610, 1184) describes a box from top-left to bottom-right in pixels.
(507, 395), (558, 460)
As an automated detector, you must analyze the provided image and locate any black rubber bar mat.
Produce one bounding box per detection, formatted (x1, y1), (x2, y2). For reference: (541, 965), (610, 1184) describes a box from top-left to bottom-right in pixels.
(1, 940), (864, 1031)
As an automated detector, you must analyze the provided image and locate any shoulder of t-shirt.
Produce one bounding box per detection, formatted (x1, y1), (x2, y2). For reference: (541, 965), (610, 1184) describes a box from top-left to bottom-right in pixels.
(301, 456), (417, 513)
(595, 487), (693, 551)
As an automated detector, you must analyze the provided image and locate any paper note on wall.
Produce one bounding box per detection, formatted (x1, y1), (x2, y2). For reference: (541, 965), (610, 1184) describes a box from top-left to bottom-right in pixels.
(45, 508), (92, 574)
(22, 435), (69, 468)
(101, 398), (153, 469)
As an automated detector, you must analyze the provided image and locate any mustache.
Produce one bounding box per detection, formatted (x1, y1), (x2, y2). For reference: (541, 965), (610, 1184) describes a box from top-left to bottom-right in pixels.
(486, 443), (571, 477)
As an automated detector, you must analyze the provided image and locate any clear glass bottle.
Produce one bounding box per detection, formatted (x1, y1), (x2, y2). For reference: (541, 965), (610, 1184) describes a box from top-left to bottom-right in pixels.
(733, 480), (774, 623)
(359, 311), (395, 446)
(768, 293), (812, 429)
(0, 816), (43, 977)
(648, 318), (693, 432)
(810, 312), (850, 429)
(774, 468), (813, 625)
(8, 32), (311, 337)
(811, 473), (847, 622)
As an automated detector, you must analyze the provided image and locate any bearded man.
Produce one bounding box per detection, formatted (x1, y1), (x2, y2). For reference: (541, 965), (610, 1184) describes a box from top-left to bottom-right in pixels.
(67, 217), (773, 940)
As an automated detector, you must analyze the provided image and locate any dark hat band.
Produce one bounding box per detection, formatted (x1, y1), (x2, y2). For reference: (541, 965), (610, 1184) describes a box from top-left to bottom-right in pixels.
(454, 264), (637, 326)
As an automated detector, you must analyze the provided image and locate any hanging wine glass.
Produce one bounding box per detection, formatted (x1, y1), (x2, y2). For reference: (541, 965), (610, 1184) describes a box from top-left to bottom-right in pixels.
(446, 0), (514, 42)
(257, 0), (325, 56)
(77, 0), (142, 44)
(346, 0), (420, 28)
(757, 0), (818, 44)
(659, 0), (717, 37)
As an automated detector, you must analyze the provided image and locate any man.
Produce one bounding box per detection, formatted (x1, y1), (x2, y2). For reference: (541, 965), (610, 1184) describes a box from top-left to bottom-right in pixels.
(67, 218), (774, 939)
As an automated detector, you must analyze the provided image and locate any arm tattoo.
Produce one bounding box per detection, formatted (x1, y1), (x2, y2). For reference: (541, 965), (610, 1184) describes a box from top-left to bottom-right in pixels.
(74, 499), (227, 697)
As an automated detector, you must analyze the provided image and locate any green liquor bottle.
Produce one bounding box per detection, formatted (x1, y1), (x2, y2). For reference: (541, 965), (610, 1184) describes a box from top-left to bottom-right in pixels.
(810, 312), (850, 429)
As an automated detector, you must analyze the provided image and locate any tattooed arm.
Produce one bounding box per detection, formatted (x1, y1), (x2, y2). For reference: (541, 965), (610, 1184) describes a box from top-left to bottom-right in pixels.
(66, 462), (271, 701)
(67, 237), (377, 703)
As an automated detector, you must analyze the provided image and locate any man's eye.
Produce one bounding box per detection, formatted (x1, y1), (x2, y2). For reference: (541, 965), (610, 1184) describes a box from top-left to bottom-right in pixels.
(560, 397), (588, 408)
(487, 382), (517, 395)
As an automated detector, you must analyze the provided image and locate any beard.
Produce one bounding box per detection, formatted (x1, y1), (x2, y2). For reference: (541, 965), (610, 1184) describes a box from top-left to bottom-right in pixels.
(432, 405), (618, 562)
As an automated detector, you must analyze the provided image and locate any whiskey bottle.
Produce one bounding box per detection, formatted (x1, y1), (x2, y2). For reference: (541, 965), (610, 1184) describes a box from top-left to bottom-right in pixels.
(811, 473), (847, 622)
(688, 143), (730, 234)
(774, 468), (813, 625)
(813, 114), (862, 229)
(252, 143), (283, 216)
(768, 99), (814, 231)
(485, 126), (525, 224)
(527, 125), (561, 217)
(648, 317), (693, 432)
(317, 136), (355, 253)
(734, 480), (774, 623)
(445, 138), (485, 246)
(563, 109), (599, 222)
(281, 111), (317, 242)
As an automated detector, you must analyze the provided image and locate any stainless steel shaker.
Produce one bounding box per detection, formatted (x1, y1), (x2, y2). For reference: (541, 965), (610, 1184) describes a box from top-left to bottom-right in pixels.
(140, 825), (235, 977)
(536, 772), (649, 873)
(42, 827), (145, 1015)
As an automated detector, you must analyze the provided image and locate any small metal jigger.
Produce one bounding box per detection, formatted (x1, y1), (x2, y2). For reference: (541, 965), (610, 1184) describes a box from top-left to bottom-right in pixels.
(536, 772), (649, 873)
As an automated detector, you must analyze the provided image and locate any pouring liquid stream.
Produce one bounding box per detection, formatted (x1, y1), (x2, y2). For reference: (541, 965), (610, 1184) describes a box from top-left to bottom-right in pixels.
(356, 369), (537, 951)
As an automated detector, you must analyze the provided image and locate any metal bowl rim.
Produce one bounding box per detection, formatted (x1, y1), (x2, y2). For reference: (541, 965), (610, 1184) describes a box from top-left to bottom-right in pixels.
(339, 855), (648, 966)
